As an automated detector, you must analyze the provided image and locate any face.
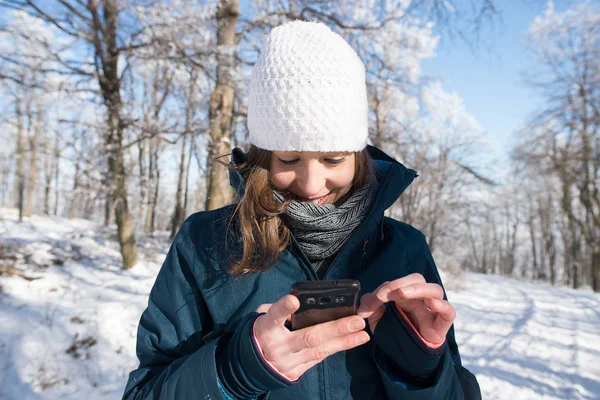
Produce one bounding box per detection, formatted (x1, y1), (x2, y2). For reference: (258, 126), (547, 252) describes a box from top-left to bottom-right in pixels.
(270, 151), (356, 205)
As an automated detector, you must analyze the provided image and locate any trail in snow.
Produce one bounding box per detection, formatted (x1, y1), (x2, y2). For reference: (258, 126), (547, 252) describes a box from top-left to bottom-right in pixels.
(451, 274), (600, 400)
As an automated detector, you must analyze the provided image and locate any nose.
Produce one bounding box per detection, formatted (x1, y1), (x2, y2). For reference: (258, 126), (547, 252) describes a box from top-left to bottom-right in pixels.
(296, 161), (326, 198)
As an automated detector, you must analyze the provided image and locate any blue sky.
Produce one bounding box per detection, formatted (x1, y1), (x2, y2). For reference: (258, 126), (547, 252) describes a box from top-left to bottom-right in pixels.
(422, 1), (553, 161)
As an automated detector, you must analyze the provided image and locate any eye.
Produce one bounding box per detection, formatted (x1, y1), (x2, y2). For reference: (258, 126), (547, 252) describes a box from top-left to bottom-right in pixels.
(277, 157), (299, 166)
(324, 157), (346, 165)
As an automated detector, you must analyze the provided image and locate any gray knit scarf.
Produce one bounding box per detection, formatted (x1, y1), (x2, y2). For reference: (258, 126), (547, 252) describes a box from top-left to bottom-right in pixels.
(274, 182), (377, 272)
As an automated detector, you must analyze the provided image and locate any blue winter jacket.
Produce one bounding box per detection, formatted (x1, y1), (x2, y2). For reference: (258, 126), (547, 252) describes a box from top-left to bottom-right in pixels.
(122, 145), (482, 400)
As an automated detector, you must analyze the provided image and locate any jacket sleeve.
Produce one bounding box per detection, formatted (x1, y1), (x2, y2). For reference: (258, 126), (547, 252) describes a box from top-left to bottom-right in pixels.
(122, 222), (292, 400)
(371, 233), (482, 400)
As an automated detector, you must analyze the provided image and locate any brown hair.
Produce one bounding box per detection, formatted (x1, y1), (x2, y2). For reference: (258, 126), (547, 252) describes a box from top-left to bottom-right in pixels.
(227, 145), (374, 275)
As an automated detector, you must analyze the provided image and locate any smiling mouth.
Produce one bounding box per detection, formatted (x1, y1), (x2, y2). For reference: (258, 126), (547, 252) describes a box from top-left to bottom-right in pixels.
(303, 192), (332, 205)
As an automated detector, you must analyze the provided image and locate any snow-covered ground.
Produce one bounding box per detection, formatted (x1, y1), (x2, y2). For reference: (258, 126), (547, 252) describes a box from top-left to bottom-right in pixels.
(1, 207), (599, 400)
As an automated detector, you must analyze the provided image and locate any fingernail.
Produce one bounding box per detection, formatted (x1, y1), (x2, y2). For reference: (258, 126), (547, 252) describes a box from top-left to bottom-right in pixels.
(350, 319), (364, 331)
(400, 286), (414, 294)
(377, 288), (390, 298)
(357, 307), (370, 318)
(357, 333), (369, 345)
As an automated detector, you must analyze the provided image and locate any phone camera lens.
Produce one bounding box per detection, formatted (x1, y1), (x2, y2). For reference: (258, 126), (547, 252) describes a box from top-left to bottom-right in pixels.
(306, 297), (316, 304)
(319, 296), (332, 305)
(335, 296), (344, 303)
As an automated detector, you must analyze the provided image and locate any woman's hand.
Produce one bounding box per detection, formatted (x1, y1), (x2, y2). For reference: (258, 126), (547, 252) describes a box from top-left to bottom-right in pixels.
(253, 294), (370, 381)
(357, 273), (456, 344)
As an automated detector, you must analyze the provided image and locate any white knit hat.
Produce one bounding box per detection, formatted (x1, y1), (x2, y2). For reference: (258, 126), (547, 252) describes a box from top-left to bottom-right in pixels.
(247, 20), (369, 152)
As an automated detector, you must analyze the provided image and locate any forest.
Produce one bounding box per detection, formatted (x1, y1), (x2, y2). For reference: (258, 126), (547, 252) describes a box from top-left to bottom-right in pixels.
(0, 0), (598, 292)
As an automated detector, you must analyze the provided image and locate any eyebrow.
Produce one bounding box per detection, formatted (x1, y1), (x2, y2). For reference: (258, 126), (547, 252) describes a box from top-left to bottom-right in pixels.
(277, 152), (349, 156)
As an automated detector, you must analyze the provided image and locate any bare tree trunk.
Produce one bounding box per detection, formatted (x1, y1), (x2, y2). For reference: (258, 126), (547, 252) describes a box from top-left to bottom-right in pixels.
(369, 65), (388, 150)
(465, 215), (481, 272)
(144, 138), (152, 233)
(150, 165), (160, 235)
(89, 0), (137, 269)
(24, 107), (42, 217)
(108, 132), (137, 268)
(43, 134), (52, 215)
(559, 168), (583, 289)
(571, 223), (581, 289)
(502, 202), (519, 277)
(137, 136), (147, 233)
(536, 204), (547, 282)
(171, 133), (188, 239)
(52, 129), (60, 216)
(104, 180), (112, 226)
(145, 137), (157, 234)
(576, 83), (599, 290)
(508, 214), (518, 276)
(68, 150), (81, 218)
(139, 64), (172, 234)
(205, 0), (239, 211)
(1, 153), (11, 206)
(491, 214), (500, 275)
(183, 136), (193, 216)
(481, 224), (490, 274)
(539, 194), (556, 284)
(171, 67), (197, 239)
(14, 94), (25, 222)
(427, 150), (450, 254)
(528, 214), (538, 280)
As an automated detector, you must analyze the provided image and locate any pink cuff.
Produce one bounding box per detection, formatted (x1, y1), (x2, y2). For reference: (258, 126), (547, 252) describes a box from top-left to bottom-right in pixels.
(394, 304), (445, 349)
(252, 321), (299, 382)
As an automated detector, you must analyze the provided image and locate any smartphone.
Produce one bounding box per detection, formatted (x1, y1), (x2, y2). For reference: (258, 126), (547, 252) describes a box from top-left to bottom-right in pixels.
(290, 279), (361, 331)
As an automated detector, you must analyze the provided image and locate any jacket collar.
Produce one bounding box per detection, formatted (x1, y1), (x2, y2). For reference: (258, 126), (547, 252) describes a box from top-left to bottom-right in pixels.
(365, 145), (418, 219)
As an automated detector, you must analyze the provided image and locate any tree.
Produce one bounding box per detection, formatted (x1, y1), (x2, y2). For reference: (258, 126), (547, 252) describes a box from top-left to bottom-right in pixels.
(517, 1), (600, 290)
(1, 0), (144, 268)
(205, 0), (239, 210)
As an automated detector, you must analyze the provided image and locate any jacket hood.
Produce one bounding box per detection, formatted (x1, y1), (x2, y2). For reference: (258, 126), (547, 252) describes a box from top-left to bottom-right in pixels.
(229, 145), (418, 219)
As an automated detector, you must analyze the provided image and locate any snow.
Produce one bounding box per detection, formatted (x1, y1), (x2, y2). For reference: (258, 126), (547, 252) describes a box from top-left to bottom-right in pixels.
(1, 207), (599, 399)
(451, 274), (600, 400)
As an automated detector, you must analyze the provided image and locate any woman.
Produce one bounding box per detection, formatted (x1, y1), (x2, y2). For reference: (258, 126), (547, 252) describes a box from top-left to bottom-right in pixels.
(123, 20), (481, 400)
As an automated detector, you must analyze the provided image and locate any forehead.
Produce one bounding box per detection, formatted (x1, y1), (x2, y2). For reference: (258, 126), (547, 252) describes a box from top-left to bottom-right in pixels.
(272, 151), (352, 158)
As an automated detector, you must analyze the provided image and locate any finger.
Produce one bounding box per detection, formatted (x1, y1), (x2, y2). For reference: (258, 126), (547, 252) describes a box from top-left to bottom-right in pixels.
(255, 303), (273, 314)
(297, 330), (370, 365)
(374, 280), (391, 293)
(389, 282), (445, 303)
(289, 315), (366, 352)
(357, 291), (383, 318)
(425, 298), (456, 325)
(286, 332), (370, 380)
(375, 273), (426, 302)
(357, 280), (391, 317)
(259, 295), (299, 330)
(424, 302), (437, 314)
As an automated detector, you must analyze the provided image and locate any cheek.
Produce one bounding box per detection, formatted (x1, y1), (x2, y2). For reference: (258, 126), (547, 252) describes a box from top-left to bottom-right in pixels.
(269, 158), (289, 190)
(331, 163), (356, 189)
(331, 169), (355, 189)
(270, 169), (294, 190)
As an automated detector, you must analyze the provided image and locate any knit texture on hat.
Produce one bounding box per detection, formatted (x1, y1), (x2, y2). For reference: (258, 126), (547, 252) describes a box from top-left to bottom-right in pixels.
(247, 20), (369, 152)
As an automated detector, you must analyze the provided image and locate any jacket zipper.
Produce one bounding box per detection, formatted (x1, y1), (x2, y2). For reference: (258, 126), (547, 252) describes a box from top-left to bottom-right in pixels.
(321, 361), (328, 400)
(288, 232), (318, 281)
